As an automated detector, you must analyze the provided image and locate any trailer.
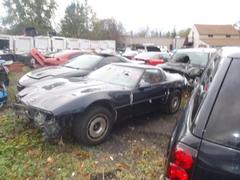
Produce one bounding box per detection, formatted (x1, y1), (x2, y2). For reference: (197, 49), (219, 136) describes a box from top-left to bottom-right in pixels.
(0, 35), (14, 51)
(99, 40), (116, 51)
(79, 39), (91, 50)
(13, 36), (34, 54)
(34, 36), (51, 53)
(66, 38), (80, 49)
(51, 37), (66, 51)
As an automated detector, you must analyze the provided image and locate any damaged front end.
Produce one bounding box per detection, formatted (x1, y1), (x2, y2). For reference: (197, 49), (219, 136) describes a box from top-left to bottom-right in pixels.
(14, 102), (63, 140)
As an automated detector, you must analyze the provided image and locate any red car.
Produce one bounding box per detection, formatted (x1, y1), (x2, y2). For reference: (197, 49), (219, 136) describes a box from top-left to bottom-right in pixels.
(133, 52), (170, 66)
(31, 49), (85, 67)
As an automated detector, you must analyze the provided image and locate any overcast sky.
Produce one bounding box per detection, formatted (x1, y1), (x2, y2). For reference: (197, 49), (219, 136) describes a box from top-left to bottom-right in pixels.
(1, 0), (240, 32)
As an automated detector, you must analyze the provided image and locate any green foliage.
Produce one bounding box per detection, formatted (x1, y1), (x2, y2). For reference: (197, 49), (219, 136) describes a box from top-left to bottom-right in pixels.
(2, 0), (57, 35)
(178, 28), (191, 37)
(60, 0), (125, 43)
(60, 0), (96, 38)
(91, 18), (125, 42)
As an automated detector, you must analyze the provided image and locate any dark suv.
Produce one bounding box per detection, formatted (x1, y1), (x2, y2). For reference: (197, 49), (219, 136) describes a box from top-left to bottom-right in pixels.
(165, 47), (240, 180)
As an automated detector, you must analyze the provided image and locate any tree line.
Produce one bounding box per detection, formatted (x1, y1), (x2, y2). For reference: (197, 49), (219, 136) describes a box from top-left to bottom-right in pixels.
(0, 0), (190, 44)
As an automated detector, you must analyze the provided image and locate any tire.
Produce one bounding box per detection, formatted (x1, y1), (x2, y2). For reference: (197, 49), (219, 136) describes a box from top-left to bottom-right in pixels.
(73, 106), (114, 146)
(165, 90), (181, 114)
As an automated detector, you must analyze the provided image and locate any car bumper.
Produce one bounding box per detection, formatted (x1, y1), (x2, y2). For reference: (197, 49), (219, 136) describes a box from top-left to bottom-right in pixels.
(13, 102), (61, 139)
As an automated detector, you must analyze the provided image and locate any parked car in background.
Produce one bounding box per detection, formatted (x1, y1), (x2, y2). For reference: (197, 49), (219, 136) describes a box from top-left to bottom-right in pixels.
(122, 50), (138, 59)
(159, 48), (216, 86)
(15, 63), (186, 145)
(165, 47), (240, 180)
(133, 52), (170, 65)
(122, 44), (162, 60)
(134, 44), (161, 52)
(17, 54), (129, 91)
(30, 48), (85, 67)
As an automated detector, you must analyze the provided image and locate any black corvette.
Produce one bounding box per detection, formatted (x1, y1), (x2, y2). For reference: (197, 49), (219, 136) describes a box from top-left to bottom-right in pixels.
(159, 48), (216, 86)
(15, 63), (186, 145)
(17, 54), (130, 91)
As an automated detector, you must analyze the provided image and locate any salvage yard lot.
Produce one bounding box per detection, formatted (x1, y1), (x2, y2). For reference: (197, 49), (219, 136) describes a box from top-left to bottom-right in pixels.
(0, 68), (186, 179)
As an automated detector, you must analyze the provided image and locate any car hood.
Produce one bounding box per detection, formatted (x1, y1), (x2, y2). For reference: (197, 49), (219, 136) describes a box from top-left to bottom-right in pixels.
(160, 62), (202, 73)
(27, 66), (89, 79)
(17, 77), (128, 113)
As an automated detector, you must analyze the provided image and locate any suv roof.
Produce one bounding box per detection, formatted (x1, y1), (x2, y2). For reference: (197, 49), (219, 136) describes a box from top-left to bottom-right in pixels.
(175, 48), (216, 53)
(221, 46), (240, 59)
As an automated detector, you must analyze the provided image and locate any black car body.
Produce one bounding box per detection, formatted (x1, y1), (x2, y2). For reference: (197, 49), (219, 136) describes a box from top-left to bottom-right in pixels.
(15, 63), (186, 145)
(17, 54), (129, 91)
(159, 48), (216, 86)
(165, 47), (240, 180)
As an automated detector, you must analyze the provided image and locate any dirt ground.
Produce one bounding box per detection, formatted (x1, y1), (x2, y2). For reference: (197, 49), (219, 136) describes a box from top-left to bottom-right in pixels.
(100, 110), (181, 153)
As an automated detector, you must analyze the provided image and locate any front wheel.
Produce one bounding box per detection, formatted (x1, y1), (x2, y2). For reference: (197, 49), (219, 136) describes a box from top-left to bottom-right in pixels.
(73, 106), (113, 146)
(165, 90), (181, 114)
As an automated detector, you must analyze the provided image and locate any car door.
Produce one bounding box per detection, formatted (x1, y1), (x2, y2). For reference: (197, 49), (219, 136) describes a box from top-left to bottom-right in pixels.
(131, 69), (167, 116)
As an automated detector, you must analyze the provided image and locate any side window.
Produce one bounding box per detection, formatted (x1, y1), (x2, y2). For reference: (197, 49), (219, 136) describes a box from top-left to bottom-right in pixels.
(96, 57), (121, 68)
(191, 55), (221, 120)
(204, 60), (240, 150)
(139, 69), (163, 86)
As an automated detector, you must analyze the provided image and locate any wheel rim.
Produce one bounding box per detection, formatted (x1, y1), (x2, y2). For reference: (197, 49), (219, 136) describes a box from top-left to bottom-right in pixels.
(87, 114), (109, 141)
(171, 96), (180, 112)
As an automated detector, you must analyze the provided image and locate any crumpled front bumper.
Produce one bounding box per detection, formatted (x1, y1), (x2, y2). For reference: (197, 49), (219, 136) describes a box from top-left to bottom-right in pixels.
(14, 102), (61, 139)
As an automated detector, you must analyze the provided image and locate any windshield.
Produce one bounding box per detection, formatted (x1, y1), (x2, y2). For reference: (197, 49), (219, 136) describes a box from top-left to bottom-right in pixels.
(63, 54), (102, 69)
(191, 54), (221, 121)
(171, 51), (209, 66)
(88, 64), (144, 88)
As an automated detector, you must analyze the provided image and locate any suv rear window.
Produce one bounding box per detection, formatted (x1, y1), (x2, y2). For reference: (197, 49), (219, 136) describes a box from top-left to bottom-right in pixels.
(204, 59), (240, 150)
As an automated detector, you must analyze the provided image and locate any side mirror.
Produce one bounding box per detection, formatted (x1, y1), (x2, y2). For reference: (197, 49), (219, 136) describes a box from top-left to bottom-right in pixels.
(138, 82), (151, 90)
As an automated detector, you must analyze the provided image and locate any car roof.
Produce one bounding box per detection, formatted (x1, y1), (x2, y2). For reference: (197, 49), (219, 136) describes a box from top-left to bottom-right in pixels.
(175, 48), (216, 53)
(221, 46), (240, 59)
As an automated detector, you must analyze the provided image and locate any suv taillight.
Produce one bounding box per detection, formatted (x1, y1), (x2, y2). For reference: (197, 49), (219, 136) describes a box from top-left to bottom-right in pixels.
(167, 143), (197, 180)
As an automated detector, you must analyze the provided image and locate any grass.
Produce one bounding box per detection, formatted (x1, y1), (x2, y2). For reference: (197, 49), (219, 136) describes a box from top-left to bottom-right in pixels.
(0, 67), (168, 179)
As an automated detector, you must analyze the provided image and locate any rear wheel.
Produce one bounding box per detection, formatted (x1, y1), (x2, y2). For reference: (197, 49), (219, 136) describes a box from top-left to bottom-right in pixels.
(166, 90), (181, 114)
(73, 106), (113, 146)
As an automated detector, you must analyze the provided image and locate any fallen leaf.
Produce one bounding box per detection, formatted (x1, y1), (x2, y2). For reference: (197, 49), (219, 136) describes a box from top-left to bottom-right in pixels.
(47, 156), (54, 164)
